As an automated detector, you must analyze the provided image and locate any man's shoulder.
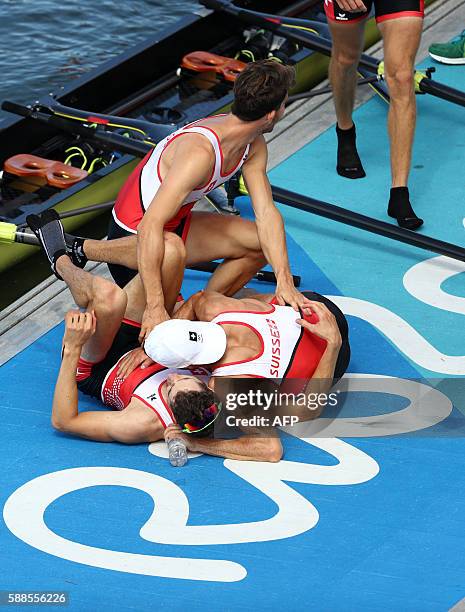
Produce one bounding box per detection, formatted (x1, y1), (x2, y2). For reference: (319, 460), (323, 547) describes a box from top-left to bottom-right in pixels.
(174, 131), (214, 155)
(242, 134), (267, 166)
(121, 398), (164, 442)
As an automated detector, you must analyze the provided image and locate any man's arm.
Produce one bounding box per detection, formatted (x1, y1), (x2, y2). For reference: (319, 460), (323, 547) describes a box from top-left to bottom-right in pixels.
(137, 140), (213, 339)
(165, 425), (282, 462)
(53, 311), (152, 443)
(188, 434), (282, 462)
(279, 301), (343, 422)
(241, 137), (305, 311)
(179, 289), (272, 323)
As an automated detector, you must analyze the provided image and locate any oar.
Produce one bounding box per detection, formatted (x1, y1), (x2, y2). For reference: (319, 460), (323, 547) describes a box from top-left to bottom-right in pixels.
(201, 0), (465, 108)
(287, 75), (380, 103)
(1, 101), (153, 158)
(0, 221), (300, 286)
(271, 185), (465, 263)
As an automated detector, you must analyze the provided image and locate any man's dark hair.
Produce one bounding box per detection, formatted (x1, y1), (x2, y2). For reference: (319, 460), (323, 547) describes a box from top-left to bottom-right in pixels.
(231, 59), (295, 121)
(172, 387), (220, 438)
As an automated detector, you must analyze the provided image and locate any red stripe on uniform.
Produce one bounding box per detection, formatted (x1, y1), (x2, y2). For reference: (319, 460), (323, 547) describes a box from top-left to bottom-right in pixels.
(191, 125), (247, 178)
(113, 150), (153, 232)
(122, 318), (142, 328)
(214, 321), (265, 368)
(376, 10), (424, 23)
(132, 394), (168, 428)
(156, 132), (215, 190)
(323, 0), (335, 20)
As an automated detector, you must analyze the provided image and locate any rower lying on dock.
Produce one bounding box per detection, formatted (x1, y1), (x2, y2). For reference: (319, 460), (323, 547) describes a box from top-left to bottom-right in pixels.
(146, 288), (350, 457)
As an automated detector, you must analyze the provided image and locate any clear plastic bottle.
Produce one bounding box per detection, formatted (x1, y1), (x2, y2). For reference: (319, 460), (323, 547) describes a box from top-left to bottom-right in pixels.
(167, 438), (188, 467)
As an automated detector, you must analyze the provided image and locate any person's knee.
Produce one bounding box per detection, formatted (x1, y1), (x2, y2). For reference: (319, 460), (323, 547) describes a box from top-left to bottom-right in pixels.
(331, 45), (360, 70)
(246, 247), (266, 269)
(384, 66), (415, 98)
(92, 277), (127, 317)
(164, 232), (187, 266)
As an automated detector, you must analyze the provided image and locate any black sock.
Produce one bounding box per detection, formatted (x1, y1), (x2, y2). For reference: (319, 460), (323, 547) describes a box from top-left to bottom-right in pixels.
(336, 124), (366, 179)
(26, 209), (69, 279)
(65, 234), (88, 269)
(387, 187), (423, 230)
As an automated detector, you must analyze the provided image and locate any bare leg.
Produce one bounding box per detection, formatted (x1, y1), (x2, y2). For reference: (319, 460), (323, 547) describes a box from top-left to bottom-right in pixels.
(83, 235), (138, 269)
(82, 214), (264, 297)
(328, 19), (367, 179)
(56, 255), (127, 362)
(380, 17), (424, 229)
(185, 212), (266, 296)
(379, 17), (423, 187)
(328, 19), (366, 129)
(81, 230), (185, 275)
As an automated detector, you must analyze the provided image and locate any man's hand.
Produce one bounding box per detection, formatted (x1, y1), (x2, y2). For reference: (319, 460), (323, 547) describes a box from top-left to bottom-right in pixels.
(297, 301), (342, 347)
(117, 347), (154, 379)
(275, 281), (314, 314)
(336, 0), (367, 12)
(164, 424), (197, 452)
(63, 310), (96, 350)
(139, 305), (170, 343)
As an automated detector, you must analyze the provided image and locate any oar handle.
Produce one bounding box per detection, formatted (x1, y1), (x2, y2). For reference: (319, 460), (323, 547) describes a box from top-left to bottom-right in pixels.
(0, 221), (19, 244)
(0, 222), (38, 246)
(2, 101), (31, 118)
(200, 0), (281, 30)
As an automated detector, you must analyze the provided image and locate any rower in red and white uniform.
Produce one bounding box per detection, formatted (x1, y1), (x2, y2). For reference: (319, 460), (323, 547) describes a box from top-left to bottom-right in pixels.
(111, 116), (249, 239)
(149, 290), (350, 386)
(145, 289), (350, 459)
(74, 60), (314, 344)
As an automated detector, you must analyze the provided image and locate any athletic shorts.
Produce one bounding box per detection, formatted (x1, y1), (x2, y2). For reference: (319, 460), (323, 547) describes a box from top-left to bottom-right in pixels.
(301, 291), (350, 383)
(107, 212), (192, 288)
(76, 320), (140, 399)
(324, 0), (424, 24)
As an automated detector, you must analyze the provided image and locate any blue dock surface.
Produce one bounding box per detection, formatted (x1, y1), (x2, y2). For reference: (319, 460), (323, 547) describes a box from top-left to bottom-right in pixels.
(1, 57), (465, 610)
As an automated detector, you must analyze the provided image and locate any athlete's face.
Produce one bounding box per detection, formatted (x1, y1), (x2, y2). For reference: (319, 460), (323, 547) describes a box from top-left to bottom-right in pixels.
(166, 373), (205, 406)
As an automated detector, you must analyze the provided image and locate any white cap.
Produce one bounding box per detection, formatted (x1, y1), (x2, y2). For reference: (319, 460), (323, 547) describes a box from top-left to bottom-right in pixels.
(144, 319), (227, 368)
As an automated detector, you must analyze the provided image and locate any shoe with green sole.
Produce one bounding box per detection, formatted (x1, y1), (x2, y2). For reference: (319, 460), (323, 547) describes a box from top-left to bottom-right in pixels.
(429, 30), (465, 65)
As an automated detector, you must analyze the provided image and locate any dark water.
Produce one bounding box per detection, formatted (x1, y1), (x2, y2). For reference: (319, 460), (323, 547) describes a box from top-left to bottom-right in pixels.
(0, 0), (197, 123)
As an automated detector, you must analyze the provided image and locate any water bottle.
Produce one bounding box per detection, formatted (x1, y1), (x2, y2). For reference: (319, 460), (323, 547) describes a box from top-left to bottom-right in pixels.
(167, 438), (188, 467)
